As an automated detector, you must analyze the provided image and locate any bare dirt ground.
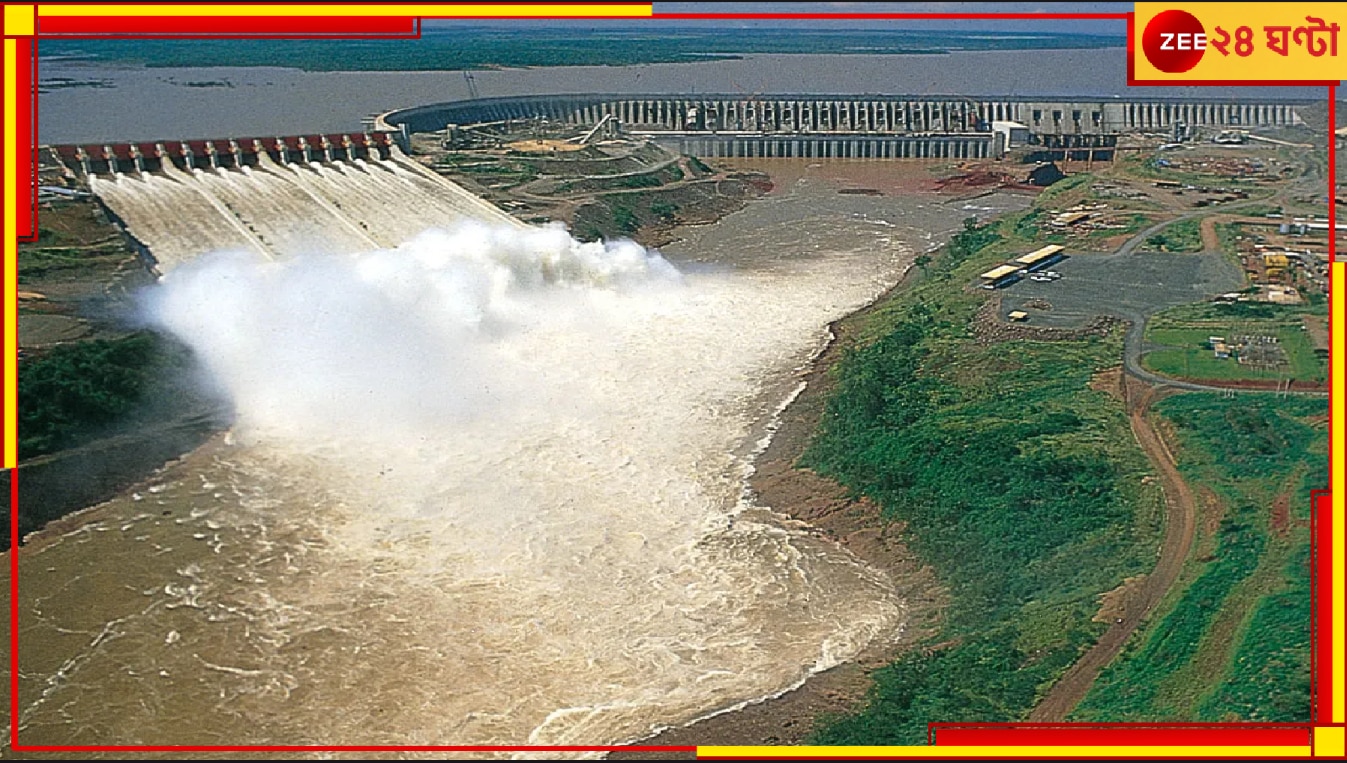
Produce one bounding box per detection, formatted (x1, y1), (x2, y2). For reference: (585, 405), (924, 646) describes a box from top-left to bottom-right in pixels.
(1200, 215), (1221, 251)
(16, 200), (151, 355)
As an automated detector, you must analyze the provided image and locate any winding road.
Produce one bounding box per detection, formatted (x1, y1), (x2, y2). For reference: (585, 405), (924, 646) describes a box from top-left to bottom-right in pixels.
(1028, 159), (1329, 719)
(1085, 198), (1328, 397)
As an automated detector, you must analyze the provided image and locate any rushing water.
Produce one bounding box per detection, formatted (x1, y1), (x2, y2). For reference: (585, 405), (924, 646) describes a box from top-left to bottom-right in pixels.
(7, 162), (1028, 752)
(89, 150), (520, 272)
(17, 34), (1323, 754)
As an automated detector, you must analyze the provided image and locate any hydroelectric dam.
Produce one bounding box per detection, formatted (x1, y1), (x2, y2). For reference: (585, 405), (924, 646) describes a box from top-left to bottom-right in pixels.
(381, 93), (1312, 161)
(49, 132), (522, 274)
(50, 92), (1314, 273)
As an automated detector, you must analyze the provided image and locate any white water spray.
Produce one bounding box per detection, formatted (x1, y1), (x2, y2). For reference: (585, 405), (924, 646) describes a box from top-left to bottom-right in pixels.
(15, 164), (938, 749)
(143, 222), (681, 445)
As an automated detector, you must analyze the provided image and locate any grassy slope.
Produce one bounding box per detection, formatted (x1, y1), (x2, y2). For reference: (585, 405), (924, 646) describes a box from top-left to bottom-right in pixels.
(803, 193), (1165, 744)
(803, 171), (1318, 740)
(1072, 394), (1323, 722)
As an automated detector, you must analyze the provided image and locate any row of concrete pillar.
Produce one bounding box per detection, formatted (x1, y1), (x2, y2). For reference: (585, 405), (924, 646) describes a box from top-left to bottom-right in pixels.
(586, 99), (987, 134)
(406, 96), (1307, 137)
(69, 138), (392, 176)
(655, 135), (992, 159)
(570, 98), (1304, 135)
(1121, 102), (1299, 129)
(389, 95), (1316, 148)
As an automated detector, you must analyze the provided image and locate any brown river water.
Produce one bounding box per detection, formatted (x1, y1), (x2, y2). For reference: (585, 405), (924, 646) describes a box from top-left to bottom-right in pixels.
(4, 161), (1029, 754)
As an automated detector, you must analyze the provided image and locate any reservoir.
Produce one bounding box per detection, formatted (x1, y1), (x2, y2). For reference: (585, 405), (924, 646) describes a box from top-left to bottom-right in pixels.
(37, 48), (1316, 145)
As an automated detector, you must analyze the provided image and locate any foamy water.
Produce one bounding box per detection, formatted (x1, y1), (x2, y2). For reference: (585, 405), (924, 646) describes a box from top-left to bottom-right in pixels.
(11, 170), (1028, 754)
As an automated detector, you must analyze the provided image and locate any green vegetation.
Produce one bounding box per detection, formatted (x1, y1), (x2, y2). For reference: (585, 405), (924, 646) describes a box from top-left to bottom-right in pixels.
(1129, 154), (1253, 190)
(612, 173), (664, 189)
(19, 245), (128, 281)
(1074, 394), (1322, 722)
(1074, 510), (1266, 719)
(941, 216), (1002, 270)
(1071, 213), (1155, 249)
(1236, 204), (1282, 218)
(1036, 174), (1093, 203)
(804, 210), (1163, 744)
(1215, 221), (1245, 258)
(18, 332), (184, 460)
(1144, 302), (1328, 384)
(1012, 208), (1045, 239)
(612, 204), (639, 234)
(1198, 546), (1311, 721)
(39, 28), (1123, 72)
(1118, 213), (1153, 234)
(1145, 219), (1203, 253)
(548, 164), (684, 197)
(1157, 395), (1327, 516)
(650, 200), (677, 223)
(1145, 327), (1324, 383)
(434, 155), (540, 186)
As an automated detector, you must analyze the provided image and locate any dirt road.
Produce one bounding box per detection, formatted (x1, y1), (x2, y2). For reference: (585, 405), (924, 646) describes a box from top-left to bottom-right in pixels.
(1029, 378), (1198, 721)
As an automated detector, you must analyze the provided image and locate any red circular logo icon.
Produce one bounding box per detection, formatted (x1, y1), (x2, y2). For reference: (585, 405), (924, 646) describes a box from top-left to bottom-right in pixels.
(1143, 9), (1207, 73)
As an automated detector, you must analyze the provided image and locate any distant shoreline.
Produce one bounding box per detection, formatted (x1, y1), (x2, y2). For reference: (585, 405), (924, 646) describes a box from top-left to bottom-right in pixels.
(37, 48), (1318, 146)
(38, 28), (1126, 73)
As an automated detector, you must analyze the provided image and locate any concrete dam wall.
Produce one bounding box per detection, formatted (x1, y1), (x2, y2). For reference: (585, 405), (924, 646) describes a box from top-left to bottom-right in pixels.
(384, 94), (1309, 135)
(381, 93), (1311, 160)
(58, 141), (521, 274)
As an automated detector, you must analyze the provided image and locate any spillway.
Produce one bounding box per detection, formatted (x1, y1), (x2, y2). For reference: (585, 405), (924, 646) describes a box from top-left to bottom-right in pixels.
(88, 146), (521, 273)
(13, 171), (955, 749)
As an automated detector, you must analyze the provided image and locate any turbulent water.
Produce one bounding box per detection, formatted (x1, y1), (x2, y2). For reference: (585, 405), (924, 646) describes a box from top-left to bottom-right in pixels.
(11, 165), (1028, 753)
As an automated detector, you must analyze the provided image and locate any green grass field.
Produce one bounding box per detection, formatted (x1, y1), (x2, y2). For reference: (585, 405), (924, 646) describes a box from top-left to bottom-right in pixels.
(1143, 306), (1328, 384)
(802, 207), (1165, 744)
(1072, 394), (1323, 722)
(1145, 219), (1203, 253)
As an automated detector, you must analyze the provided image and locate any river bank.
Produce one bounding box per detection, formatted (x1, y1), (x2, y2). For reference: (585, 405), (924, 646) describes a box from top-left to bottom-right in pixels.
(9, 157), (1037, 753)
(614, 162), (1037, 755)
(611, 276), (941, 757)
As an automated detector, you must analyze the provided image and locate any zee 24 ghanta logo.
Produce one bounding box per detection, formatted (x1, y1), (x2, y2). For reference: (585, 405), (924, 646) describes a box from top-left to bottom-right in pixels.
(1142, 8), (1339, 73)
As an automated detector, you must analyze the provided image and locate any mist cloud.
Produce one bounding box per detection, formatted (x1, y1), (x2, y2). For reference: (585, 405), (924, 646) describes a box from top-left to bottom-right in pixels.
(141, 222), (683, 445)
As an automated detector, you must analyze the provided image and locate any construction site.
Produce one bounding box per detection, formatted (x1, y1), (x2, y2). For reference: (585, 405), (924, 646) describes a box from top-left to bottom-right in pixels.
(959, 122), (1333, 392)
(408, 114), (771, 246)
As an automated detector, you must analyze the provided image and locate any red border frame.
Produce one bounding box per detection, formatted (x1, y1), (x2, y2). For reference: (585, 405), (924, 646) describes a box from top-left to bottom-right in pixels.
(4, 4), (1338, 757)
